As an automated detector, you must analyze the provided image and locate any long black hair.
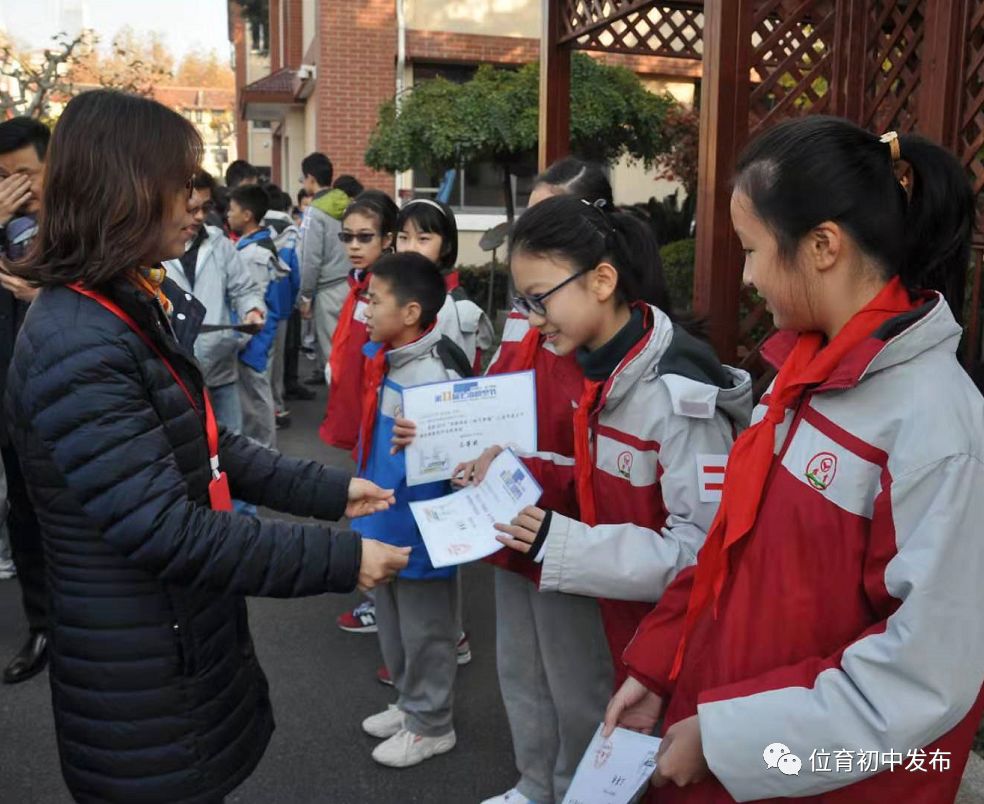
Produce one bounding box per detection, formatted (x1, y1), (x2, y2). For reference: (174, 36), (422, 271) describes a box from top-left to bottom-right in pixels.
(396, 198), (458, 270)
(533, 157), (614, 206)
(735, 115), (974, 320)
(510, 194), (674, 315)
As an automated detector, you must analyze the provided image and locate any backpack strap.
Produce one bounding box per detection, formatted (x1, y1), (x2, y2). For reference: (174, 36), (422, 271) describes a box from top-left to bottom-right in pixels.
(436, 335), (474, 378)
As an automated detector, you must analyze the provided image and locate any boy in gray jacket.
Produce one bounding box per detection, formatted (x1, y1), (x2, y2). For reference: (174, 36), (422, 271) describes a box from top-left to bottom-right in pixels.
(163, 172), (265, 433)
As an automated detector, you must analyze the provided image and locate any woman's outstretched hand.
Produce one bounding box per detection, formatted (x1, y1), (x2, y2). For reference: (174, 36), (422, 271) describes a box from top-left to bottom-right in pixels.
(345, 478), (396, 519)
(358, 540), (411, 591)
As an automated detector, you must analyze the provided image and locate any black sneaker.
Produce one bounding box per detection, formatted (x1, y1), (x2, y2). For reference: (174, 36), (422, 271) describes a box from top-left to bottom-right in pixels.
(275, 410), (291, 430)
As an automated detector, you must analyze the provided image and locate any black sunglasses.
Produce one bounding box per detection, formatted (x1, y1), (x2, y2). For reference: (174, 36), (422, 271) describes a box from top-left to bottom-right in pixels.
(338, 232), (379, 244)
(512, 268), (593, 317)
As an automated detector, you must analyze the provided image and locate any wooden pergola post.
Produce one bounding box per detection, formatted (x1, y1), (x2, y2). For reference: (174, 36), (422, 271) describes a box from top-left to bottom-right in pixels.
(539, 0), (571, 171)
(692, 0), (753, 362)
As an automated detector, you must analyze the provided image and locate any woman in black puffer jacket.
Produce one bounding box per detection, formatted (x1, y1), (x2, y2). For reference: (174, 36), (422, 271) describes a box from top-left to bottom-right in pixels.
(3, 90), (410, 804)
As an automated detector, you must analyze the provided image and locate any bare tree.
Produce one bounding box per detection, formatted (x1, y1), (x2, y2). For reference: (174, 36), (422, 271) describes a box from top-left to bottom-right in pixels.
(0, 31), (90, 119)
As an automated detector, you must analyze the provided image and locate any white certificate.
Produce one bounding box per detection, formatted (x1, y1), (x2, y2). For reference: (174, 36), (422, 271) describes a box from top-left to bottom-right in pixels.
(409, 449), (542, 568)
(562, 725), (662, 804)
(402, 371), (537, 487)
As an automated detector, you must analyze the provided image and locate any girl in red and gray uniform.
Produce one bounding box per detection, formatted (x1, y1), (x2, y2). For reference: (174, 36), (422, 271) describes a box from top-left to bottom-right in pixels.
(473, 195), (750, 804)
(606, 116), (984, 804)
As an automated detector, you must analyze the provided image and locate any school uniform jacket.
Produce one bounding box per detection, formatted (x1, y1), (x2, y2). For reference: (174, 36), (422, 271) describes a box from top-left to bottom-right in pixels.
(319, 269), (371, 451)
(436, 272), (495, 374)
(162, 226), (265, 388)
(236, 231), (291, 374)
(624, 293), (984, 803)
(531, 306), (751, 681)
(351, 327), (465, 581)
(482, 311), (585, 584)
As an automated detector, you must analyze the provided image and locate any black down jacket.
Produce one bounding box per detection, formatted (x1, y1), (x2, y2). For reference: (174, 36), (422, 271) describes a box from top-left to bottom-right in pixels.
(4, 278), (363, 804)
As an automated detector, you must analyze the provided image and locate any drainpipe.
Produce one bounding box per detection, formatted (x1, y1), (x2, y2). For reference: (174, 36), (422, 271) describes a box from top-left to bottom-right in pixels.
(395, 0), (407, 201)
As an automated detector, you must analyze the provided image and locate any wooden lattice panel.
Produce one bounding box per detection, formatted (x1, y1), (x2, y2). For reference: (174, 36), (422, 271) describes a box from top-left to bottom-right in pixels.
(559, 1), (705, 59)
(861, 0), (925, 134)
(747, 0), (837, 136)
(960, 1), (984, 237)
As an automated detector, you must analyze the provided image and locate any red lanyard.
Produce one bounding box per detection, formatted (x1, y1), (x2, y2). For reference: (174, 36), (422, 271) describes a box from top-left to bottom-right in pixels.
(67, 283), (232, 511)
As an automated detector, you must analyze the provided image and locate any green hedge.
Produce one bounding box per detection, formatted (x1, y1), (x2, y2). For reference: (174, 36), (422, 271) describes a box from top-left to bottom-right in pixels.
(457, 262), (511, 314)
(660, 238), (696, 313)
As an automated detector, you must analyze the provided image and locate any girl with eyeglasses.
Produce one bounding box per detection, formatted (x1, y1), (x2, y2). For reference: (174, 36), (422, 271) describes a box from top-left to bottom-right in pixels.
(319, 190), (399, 452)
(469, 194), (751, 804)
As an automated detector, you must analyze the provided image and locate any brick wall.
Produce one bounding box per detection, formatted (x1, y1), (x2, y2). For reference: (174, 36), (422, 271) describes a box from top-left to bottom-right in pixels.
(285, 0), (304, 69)
(316, 0), (396, 192)
(270, 0), (282, 70)
(229, 1), (249, 162)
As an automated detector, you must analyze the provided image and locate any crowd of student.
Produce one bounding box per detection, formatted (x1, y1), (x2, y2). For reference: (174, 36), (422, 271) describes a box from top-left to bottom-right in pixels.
(1, 88), (983, 804)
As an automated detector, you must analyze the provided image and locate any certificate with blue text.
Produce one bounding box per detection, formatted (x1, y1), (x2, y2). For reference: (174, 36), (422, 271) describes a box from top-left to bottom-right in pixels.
(402, 371), (537, 487)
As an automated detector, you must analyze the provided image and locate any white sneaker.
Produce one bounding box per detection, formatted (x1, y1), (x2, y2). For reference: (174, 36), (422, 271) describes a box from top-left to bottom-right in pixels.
(480, 789), (538, 804)
(361, 704), (404, 739)
(371, 726), (456, 768)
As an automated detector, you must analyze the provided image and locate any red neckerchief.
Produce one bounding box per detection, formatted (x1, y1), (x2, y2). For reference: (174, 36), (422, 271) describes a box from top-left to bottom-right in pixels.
(329, 270), (371, 381)
(358, 344), (390, 472)
(573, 379), (604, 525)
(668, 277), (918, 680)
(444, 271), (460, 292)
(356, 324), (438, 472)
(572, 305), (653, 527)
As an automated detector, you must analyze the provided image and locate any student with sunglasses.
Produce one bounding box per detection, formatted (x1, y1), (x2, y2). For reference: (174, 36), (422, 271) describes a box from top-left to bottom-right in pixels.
(319, 190), (399, 452)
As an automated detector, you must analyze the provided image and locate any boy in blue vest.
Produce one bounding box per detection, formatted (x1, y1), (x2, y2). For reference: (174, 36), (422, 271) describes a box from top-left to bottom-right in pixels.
(354, 252), (472, 768)
(227, 184), (292, 449)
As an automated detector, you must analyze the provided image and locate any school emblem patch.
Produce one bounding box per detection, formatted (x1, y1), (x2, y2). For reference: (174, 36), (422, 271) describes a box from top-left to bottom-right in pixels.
(616, 451), (633, 478)
(805, 452), (838, 491)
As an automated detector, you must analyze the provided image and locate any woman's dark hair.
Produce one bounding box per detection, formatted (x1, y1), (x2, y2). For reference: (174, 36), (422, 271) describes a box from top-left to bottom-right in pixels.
(371, 252), (446, 330)
(0, 117), (51, 160)
(534, 157), (614, 207)
(8, 90), (202, 286)
(735, 115), (974, 319)
(301, 152), (333, 187)
(396, 198), (458, 270)
(343, 190), (399, 242)
(333, 174), (364, 198)
(510, 194), (674, 314)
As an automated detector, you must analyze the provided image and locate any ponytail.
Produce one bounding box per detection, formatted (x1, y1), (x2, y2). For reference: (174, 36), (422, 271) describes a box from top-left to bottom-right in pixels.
(510, 194), (675, 314)
(736, 116), (974, 320)
(897, 133), (974, 317)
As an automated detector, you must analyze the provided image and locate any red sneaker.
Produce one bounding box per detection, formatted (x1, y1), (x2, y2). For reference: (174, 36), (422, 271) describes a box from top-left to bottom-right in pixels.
(336, 600), (377, 634)
(377, 665), (394, 686)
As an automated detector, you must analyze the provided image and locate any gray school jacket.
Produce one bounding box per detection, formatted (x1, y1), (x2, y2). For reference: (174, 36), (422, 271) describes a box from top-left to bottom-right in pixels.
(163, 226), (265, 388)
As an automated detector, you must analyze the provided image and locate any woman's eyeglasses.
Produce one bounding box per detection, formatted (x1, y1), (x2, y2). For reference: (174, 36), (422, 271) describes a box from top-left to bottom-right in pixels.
(338, 232), (379, 244)
(512, 268), (592, 317)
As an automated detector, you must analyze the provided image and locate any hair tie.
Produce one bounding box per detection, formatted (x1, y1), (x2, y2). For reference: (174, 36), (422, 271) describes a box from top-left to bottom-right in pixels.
(880, 131), (901, 163)
(404, 198), (448, 218)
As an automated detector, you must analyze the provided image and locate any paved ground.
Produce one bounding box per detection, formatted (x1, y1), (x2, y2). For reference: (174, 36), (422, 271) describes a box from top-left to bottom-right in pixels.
(0, 383), (517, 804)
(2, 376), (984, 804)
